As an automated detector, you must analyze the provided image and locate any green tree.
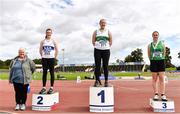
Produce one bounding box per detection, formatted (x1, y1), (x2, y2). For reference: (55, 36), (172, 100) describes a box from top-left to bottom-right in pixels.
(33, 59), (42, 64)
(33, 58), (58, 65)
(116, 59), (123, 63)
(131, 48), (143, 62)
(4, 59), (12, 66)
(165, 47), (174, 68)
(124, 48), (144, 62)
(0, 60), (4, 67)
(0, 59), (11, 69)
(124, 55), (133, 62)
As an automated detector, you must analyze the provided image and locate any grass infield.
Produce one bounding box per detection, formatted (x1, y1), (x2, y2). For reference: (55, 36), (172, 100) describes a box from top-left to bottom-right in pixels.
(1, 71), (180, 80)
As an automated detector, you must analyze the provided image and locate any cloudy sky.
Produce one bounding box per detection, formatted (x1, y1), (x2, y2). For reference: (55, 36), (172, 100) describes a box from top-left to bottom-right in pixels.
(0, 0), (180, 66)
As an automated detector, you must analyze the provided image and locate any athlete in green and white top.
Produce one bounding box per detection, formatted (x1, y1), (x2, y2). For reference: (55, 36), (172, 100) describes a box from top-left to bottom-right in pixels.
(149, 40), (165, 60)
(94, 29), (110, 50)
(92, 19), (112, 87)
(147, 31), (167, 101)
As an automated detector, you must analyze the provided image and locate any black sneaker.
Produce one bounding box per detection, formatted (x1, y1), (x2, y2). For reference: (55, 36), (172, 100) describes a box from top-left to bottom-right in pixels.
(98, 80), (102, 85)
(94, 80), (102, 87)
(104, 80), (109, 87)
(47, 88), (54, 94)
(39, 88), (46, 94)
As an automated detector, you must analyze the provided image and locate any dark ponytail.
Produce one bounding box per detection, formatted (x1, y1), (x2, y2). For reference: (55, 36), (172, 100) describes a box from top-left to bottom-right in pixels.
(45, 28), (52, 39)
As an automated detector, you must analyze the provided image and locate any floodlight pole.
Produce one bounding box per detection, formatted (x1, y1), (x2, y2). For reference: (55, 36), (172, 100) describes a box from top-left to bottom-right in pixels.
(62, 48), (65, 72)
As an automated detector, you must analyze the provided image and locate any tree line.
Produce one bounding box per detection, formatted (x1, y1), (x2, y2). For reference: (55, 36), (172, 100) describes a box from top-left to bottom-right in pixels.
(0, 47), (180, 69)
(116, 47), (179, 68)
(0, 59), (58, 69)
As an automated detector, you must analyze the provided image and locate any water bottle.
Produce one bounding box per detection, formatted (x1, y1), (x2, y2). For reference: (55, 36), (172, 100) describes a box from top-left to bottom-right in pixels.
(27, 85), (30, 93)
(77, 76), (81, 83)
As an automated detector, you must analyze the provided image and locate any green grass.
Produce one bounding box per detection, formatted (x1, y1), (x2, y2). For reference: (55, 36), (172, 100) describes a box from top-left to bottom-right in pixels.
(1, 71), (179, 80)
(33, 72), (93, 80)
(0, 72), (95, 80)
(0, 71), (151, 80)
(0, 73), (9, 79)
(111, 72), (151, 77)
(166, 67), (177, 71)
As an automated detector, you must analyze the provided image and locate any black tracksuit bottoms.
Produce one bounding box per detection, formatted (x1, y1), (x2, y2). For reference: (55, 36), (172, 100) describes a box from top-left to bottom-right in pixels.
(13, 82), (29, 104)
(42, 58), (55, 87)
(94, 48), (110, 81)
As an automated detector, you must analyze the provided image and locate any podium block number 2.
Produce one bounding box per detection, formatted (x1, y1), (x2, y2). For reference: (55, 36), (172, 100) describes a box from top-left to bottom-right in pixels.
(37, 96), (43, 105)
(98, 90), (105, 103)
(162, 102), (167, 109)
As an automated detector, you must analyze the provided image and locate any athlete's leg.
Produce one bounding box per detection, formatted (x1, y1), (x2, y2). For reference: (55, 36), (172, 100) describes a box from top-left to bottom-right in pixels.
(159, 71), (167, 101)
(94, 48), (101, 81)
(39, 58), (48, 94)
(49, 58), (55, 87)
(42, 58), (48, 87)
(102, 50), (110, 87)
(94, 48), (102, 86)
(152, 72), (159, 94)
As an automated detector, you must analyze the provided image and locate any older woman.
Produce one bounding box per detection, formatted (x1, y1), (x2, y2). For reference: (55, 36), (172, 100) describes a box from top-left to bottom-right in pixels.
(9, 48), (35, 111)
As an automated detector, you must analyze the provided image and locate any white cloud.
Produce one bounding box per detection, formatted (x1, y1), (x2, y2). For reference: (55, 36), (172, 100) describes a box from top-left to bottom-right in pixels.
(0, 0), (180, 66)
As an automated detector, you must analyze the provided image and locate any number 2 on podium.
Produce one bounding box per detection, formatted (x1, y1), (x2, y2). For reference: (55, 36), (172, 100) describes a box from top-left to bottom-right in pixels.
(37, 96), (43, 104)
(98, 90), (105, 103)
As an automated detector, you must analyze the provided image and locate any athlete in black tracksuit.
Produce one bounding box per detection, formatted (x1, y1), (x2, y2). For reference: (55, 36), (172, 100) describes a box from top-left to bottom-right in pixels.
(92, 19), (112, 87)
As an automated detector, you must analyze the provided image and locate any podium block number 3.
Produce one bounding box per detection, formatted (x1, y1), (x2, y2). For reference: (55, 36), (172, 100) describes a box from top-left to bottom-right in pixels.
(162, 102), (167, 109)
(37, 96), (43, 105)
(98, 90), (105, 103)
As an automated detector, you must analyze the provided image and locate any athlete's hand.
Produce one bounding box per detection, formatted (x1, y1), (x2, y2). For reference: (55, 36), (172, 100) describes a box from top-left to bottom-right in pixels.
(109, 42), (112, 46)
(9, 81), (12, 84)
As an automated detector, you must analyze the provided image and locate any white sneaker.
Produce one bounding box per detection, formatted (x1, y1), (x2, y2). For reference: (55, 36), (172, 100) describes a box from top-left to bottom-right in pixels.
(15, 104), (20, 110)
(161, 94), (167, 101)
(153, 94), (159, 101)
(20, 104), (26, 111)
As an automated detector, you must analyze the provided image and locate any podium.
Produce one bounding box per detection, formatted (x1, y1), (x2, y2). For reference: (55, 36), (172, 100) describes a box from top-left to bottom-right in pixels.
(150, 98), (175, 112)
(89, 86), (114, 112)
(32, 92), (59, 111)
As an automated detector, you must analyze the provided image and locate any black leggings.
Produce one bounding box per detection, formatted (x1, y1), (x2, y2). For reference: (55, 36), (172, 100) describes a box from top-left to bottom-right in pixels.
(94, 48), (110, 81)
(42, 58), (55, 87)
(13, 82), (29, 104)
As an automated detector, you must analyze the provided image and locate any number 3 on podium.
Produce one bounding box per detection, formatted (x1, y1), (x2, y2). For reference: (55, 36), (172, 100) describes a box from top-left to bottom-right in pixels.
(98, 90), (105, 103)
(162, 102), (167, 109)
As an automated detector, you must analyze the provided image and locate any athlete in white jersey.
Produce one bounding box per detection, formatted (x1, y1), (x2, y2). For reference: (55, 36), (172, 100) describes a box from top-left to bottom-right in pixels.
(92, 19), (112, 87)
(39, 28), (58, 94)
(94, 28), (110, 50)
(41, 39), (56, 58)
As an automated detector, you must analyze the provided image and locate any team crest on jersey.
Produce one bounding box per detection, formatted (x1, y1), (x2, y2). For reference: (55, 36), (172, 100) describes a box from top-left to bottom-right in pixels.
(43, 46), (54, 55)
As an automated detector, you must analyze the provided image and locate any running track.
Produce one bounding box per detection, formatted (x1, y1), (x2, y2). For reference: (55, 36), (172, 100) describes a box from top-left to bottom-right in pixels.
(0, 80), (180, 114)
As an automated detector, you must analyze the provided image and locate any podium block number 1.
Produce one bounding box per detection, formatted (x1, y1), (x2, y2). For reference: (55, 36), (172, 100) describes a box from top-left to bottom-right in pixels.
(162, 102), (167, 109)
(98, 90), (105, 103)
(37, 96), (43, 105)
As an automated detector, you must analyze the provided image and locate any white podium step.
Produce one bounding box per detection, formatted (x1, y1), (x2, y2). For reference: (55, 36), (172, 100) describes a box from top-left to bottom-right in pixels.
(32, 92), (59, 111)
(89, 86), (114, 112)
(150, 98), (175, 112)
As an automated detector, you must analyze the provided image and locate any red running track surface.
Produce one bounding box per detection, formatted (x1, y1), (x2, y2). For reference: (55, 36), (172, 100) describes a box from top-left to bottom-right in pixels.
(0, 80), (180, 114)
